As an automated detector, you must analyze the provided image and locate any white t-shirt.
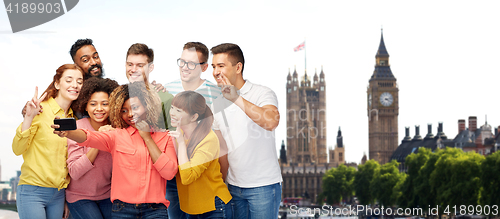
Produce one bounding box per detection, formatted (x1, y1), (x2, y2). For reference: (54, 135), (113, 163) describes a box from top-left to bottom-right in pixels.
(213, 80), (283, 188)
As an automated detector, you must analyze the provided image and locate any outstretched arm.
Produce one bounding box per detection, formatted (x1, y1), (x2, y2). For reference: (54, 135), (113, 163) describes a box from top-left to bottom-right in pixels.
(52, 123), (88, 143)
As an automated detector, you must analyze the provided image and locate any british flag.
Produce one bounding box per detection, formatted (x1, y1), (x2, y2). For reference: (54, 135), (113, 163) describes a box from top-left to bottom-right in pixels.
(294, 41), (305, 52)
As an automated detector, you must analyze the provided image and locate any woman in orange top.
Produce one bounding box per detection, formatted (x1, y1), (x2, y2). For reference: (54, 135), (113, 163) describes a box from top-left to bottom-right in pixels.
(53, 82), (177, 219)
(169, 91), (232, 219)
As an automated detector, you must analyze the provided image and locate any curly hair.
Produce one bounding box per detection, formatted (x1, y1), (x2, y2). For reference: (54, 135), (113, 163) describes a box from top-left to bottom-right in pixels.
(73, 77), (119, 116)
(109, 82), (162, 129)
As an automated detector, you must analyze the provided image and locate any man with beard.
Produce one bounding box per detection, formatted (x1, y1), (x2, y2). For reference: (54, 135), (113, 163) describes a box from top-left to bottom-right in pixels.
(69, 39), (104, 79)
(21, 39), (104, 117)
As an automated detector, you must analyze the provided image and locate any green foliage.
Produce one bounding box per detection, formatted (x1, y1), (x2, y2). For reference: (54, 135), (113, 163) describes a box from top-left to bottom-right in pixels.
(480, 151), (500, 208)
(398, 147), (431, 208)
(370, 160), (403, 206)
(414, 148), (443, 209)
(430, 148), (484, 214)
(322, 148), (496, 212)
(391, 172), (407, 205)
(322, 164), (356, 204)
(354, 159), (379, 205)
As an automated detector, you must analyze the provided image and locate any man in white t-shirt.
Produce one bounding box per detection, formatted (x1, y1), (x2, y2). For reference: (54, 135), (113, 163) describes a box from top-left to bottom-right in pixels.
(211, 43), (282, 219)
(164, 42), (230, 219)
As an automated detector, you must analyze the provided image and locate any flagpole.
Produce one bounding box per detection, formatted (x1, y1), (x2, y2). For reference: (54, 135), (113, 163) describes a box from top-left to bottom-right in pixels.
(304, 39), (307, 72)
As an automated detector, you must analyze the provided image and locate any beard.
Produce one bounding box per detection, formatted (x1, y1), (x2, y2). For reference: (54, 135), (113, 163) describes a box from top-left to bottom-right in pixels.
(84, 63), (105, 79)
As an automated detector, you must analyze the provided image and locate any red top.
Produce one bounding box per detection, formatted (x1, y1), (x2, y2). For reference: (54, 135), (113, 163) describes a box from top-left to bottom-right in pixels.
(79, 127), (178, 206)
(66, 118), (112, 203)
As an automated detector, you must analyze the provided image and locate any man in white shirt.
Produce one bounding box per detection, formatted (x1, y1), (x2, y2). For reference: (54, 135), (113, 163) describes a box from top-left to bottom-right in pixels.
(211, 43), (282, 219)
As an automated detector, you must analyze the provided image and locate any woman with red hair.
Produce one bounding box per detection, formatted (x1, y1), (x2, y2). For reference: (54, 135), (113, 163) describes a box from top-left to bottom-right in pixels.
(13, 64), (84, 219)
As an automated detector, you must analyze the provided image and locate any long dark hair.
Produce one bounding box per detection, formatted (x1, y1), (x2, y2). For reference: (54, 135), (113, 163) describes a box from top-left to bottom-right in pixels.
(171, 91), (213, 158)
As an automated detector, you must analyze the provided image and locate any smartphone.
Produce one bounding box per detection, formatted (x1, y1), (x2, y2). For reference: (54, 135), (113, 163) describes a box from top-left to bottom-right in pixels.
(53, 118), (77, 131)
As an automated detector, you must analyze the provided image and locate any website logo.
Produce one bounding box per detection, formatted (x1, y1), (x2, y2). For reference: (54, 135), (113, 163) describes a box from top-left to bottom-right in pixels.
(3, 0), (79, 33)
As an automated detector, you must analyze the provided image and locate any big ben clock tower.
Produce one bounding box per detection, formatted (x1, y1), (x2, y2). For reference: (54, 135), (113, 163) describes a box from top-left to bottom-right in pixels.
(367, 31), (399, 165)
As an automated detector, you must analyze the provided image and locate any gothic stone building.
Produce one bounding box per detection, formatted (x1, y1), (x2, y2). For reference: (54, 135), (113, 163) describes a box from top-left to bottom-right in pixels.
(281, 66), (346, 203)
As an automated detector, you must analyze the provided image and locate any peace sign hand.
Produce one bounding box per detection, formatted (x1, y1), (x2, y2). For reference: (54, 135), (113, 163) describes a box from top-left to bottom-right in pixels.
(26, 86), (47, 119)
(219, 74), (239, 103)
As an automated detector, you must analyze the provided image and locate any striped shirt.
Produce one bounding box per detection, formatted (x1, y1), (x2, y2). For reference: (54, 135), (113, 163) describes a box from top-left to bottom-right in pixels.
(165, 79), (222, 110)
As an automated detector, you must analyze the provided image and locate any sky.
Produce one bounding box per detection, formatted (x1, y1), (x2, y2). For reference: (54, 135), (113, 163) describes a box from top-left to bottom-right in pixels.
(1, 0), (500, 181)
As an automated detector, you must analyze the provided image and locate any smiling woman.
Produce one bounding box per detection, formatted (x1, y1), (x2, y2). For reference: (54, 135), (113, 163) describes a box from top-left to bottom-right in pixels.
(12, 64), (83, 219)
(52, 81), (178, 219)
(65, 77), (119, 219)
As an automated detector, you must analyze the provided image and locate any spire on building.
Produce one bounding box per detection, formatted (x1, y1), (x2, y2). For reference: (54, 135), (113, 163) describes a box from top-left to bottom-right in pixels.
(279, 140), (287, 164)
(313, 68), (318, 86)
(337, 127), (343, 148)
(370, 30), (396, 81)
(376, 30), (389, 57)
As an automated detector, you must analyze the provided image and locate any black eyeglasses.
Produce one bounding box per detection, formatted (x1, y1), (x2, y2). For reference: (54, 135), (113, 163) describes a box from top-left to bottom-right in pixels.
(177, 58), (206, 70)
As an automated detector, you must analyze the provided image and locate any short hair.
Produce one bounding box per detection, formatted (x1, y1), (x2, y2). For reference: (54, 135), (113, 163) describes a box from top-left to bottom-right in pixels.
(126, 43), (154, 64)
(109, 82), (162, 129)
(69, 39), (94, 61)
(183, 42), (209, 63)
(210, 43), (245, 74)
(74, 77), (119, 116)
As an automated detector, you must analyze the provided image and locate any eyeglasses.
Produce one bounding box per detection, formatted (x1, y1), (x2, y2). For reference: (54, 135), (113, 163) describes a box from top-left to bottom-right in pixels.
(177, 58), (206, 70)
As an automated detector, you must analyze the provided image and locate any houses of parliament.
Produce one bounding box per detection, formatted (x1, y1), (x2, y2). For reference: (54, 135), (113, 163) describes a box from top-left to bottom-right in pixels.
(279, 32), (399, 203)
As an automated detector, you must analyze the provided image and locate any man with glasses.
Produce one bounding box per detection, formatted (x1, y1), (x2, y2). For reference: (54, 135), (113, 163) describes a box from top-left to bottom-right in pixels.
(165, 42), (229, 219)
(165, 42), (221, 107)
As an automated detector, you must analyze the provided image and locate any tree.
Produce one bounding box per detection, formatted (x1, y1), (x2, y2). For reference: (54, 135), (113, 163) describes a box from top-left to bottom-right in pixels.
(480, 151), (500, 210)
(322, 164), (356, 204)
(430, 148), (484, 215)
(398, 148), (432, 209)
(370, 160), (403, 207)
(413, 148), (445, 212)
(391, 172), (407, 206)
(354, 159), (380, 205)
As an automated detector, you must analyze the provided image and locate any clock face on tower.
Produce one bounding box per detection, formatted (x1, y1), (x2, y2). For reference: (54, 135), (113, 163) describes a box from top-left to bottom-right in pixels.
(379, 92), (393, 107)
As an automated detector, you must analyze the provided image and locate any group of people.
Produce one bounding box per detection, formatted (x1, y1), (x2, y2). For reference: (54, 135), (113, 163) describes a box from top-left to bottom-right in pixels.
(12, 39), (282, 219)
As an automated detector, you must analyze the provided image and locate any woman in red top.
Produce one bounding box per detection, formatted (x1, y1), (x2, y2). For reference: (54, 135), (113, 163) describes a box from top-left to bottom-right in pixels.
(53, 82), (177, 219)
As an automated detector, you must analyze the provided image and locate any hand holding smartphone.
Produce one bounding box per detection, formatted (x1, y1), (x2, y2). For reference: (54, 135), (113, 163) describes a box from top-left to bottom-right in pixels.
(53, 118), (77, 131)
